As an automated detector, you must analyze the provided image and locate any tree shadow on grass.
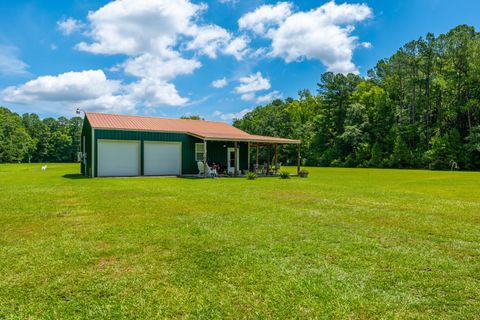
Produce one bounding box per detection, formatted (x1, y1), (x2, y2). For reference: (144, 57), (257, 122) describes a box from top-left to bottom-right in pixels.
(62, 174), (88, 180)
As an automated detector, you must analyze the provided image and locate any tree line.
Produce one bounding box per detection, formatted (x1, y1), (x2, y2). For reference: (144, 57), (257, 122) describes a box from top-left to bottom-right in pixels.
(234, 25), (480, 170)
(0, 107), (82, 163)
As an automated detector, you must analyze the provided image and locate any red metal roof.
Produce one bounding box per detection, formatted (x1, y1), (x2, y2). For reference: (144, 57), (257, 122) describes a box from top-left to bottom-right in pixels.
(85, 112), (300, 144)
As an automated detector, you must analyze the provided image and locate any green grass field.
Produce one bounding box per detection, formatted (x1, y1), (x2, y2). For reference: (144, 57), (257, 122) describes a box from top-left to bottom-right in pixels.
(1, 164), (479, 319)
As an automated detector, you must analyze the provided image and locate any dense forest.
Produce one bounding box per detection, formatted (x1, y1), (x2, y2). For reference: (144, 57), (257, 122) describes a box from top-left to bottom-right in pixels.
(234, 25), (480, 170)
(0, 107), (82, 163)
(1, 25), (480, 170)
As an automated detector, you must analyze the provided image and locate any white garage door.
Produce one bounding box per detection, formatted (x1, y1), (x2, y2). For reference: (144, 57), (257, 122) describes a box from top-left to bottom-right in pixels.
(144, 142), (181, 176)
(98, 140), (140, 177)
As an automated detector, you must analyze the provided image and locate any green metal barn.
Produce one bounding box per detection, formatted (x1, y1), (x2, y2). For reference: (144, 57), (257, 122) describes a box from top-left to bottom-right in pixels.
(80, 112), (300, 177)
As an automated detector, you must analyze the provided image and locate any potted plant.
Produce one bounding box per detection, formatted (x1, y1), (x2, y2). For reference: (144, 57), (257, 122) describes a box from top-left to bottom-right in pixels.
(298, 169), (309, 178)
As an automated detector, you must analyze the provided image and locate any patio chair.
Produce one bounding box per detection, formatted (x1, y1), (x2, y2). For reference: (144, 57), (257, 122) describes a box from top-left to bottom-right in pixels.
(197, 161), (217, 177)
(255, 164), (265, 175)
(274, 162), (282, 173)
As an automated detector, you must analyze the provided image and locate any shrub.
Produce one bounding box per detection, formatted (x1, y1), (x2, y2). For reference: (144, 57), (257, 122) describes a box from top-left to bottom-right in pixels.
(298, 170), (309, 178)
(279, 171), (291, 179)
(246, 171), (257, 180)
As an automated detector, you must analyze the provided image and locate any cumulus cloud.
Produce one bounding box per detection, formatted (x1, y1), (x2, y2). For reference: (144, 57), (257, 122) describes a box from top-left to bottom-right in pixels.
(58, 0), (252, 110)
(128, 78), (189, 107)
(186, 25), (230, 58)
(218, 0), (238, 4)
(74, 0), (251, 61)
(75, 0), (203, 55)
(57, 18), (85, 35)
(123, 52), (201, 81)
(0, 69), (190, 113)
(239, 1), (372, 73)
(1, 70), (120, 103)
(0, 70), (136, 112)
(212, 77), (228, 88)
(223, 36), (250, 60)
(234, 72), (276, 102)
(256, 90), (282, 103)
(213, 108), (251, 121)
(0, 46), (29, 76)
(235, 72), (271, 94)
(238, 2), (293, 35)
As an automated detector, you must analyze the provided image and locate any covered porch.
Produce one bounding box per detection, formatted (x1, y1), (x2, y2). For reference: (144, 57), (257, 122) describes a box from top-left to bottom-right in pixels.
(197, 136), (301, 177)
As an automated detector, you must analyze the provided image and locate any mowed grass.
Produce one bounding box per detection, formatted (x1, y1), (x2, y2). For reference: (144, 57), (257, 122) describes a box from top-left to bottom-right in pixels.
(1, 164), (480, 319)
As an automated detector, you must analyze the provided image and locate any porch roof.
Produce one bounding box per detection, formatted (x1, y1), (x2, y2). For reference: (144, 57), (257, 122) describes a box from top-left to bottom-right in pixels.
(85, 112), (300, 144)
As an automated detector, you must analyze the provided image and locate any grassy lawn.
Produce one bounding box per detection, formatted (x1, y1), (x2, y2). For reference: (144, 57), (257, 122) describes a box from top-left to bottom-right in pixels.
(0, 164), (479, 319)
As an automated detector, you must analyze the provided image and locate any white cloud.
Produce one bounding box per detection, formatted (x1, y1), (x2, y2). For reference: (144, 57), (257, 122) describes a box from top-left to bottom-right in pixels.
(218, 0), (238, 4)
(57, 18), (84, 35)
(240, 92), (255, 101)
(0, 68), (190, 113)
(128, 78), (189, 107)
(234, 72), (275, 102)
(213, 108), (251, 121)
(186, 24), (231, 58)
(75, 0), (250, 61)
(1, 70), (120, 103)
(256, 90), (282, 103)
(240, 90), (282, 104)
(186, 25), (250, 60)
(361, 42), (372, 49)
(235, 72), (271, 94)
(223, 36), (250, 60)
(123, 52), (201, 81)
(0, 70), (136, 113)
(212, 77), (227, 88)
(238, 2), (293, 35)
(0, 46), (29, 76)
(76, 0), (203, 55)
(239, 1), (373, 73)
(76, 94), (136, 113)
(62, 0), (253, 112)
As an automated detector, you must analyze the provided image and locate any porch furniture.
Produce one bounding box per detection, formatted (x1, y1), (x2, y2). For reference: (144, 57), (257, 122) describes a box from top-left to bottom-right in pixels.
(255, 164), (265, 175)
(197, 161), (217, 177)
(274, 162), (282, 174)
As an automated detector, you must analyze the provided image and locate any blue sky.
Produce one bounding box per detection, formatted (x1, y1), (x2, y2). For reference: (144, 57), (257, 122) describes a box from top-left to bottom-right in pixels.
(0, 0), (479, 121)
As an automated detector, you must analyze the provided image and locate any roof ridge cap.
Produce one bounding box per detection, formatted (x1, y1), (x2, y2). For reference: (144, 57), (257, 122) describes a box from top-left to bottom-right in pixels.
(85, 112), (231, 125)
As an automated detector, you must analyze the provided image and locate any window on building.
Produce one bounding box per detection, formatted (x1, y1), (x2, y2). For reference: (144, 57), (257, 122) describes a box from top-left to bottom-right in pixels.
(195, 143), (205, 161)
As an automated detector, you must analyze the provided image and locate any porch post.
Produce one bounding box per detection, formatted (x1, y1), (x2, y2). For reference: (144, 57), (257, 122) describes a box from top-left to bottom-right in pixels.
(247, 142), (250, 172)
(256, 144), (259, 170)
(297, 143), (301, 174)
(203, 140), (207, 177)
(274, 144), (278, 173)
(266, 144), (271, 175)
(234, 141), (238, 176)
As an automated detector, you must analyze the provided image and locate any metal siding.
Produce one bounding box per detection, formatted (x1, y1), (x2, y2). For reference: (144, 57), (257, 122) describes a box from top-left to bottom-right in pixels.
(91, 128), (250, 176)
(239, 142), (248, 171)
(80, 117), (93, 177)
(94, 129), (202, 175)
(206, 141), (248, 171)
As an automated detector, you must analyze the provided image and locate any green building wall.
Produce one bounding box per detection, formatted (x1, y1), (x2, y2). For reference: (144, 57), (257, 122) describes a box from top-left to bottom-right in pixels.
(80, 118), (92, 177)
(81, 117), (249, 177)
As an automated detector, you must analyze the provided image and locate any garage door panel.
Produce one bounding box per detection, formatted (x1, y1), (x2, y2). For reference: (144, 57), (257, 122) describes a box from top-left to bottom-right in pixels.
(98, 140), (140, 177)
(144, 142), (181, 176)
